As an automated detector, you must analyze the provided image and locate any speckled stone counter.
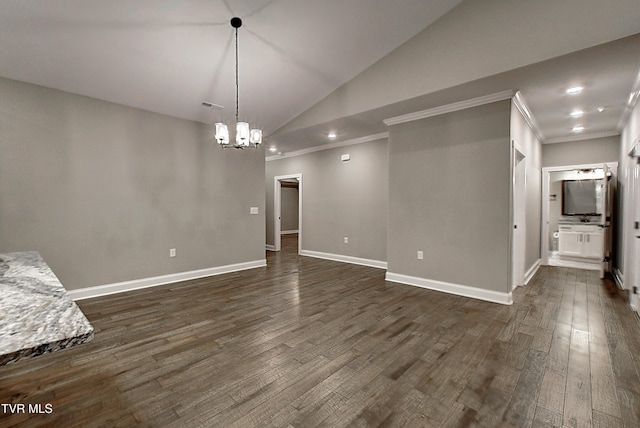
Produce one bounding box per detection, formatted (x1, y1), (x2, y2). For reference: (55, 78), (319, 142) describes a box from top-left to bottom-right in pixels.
(0, 251), (94, 365)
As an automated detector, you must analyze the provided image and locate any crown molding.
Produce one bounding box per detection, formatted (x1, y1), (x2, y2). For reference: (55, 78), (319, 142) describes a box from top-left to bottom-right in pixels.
(512, 91), (545, 143)
(544, 130), (620, 145)
(617, 70), (640, 132)
(383, 90), (516, 126)
(266, 132), (388, 161)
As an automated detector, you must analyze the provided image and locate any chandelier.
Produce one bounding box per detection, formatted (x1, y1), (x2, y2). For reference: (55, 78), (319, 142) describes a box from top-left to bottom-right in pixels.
(215, 17), (262, 149)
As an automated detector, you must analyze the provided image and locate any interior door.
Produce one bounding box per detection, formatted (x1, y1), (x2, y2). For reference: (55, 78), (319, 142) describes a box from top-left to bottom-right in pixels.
(632, 154), (640, 309)
(599, 164), (610, 278)
(511, 142), (526, 289)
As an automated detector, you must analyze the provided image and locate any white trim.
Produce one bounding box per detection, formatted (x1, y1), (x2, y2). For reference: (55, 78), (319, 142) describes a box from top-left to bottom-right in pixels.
(513, 91), (545, 143)
(274, 173), (303, 253)
(544, 131), (620, 145)
(266, 133), (388, 161)
(383, 90), (516, 126)
(299, 250), (387, 269)
(385, 272), (513, 305)
(542, 162), (618, 173)
(617, 70), (640, 132)
(524, 259), (542, 285)
(547, 258), (600, 271)
(266, 244), (276, 251)
(613, 268), (624, 289)
(281, 230), (299, 235)
(68, 259), (267, 301)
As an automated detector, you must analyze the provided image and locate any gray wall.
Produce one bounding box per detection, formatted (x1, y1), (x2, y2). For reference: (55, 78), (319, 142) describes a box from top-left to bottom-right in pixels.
(266, 139), (388, 263)
(280, 184), (299, 231)
(542, 136), (620, 167)
(511, 101), (543, 274)
(0, 77), (265, 290)
(387, 100), (512, 293)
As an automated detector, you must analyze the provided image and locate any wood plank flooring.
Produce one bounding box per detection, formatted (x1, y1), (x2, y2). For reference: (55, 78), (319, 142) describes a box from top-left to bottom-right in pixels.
(2, 234), (640, 427)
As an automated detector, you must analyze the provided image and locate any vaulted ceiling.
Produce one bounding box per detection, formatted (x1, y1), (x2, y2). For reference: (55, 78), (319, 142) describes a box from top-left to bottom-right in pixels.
(0, 0), (461, 135)
(1, 1), (640, 157)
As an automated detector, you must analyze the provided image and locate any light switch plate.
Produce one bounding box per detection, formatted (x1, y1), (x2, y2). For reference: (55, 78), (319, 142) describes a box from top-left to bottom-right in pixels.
(250, 207), (259, 215)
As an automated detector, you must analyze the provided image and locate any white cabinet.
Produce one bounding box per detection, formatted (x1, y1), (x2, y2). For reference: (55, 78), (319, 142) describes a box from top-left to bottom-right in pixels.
(558, 230), (583, 256)
(583, 231), (604, 259)
(558, 224), (603, 260)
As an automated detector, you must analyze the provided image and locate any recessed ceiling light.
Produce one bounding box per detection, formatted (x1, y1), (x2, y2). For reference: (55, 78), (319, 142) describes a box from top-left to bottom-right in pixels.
(327, 132), (337, 139)
(572, 125), (584, 132)
(597, 106), (605, 112)
(269, 147), (277, 152)
(566, 86), (583, 95)
(570, 110), (584, 118)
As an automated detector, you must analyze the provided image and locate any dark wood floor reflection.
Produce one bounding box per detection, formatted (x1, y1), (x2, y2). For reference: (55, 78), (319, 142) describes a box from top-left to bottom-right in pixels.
(2, 234), (640, 427)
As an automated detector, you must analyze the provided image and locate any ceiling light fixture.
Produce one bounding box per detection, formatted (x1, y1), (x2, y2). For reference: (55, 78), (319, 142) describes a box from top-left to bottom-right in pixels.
(269, 147), (277, 153)
(214, 17), (262, 149)
(327, 132), (337, 139)
(597, 106), (605, 113)
(570, 110), (584, 118)
(572, 125), (584, 132)
(566, 86), (583, 95)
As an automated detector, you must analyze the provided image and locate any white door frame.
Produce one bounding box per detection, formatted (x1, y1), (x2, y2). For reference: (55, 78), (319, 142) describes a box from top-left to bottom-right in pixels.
(510, 140), (526, 290)
(627, 142), (640, 309)
(541, 162), (617, 267)
(274, 173), (302, 253)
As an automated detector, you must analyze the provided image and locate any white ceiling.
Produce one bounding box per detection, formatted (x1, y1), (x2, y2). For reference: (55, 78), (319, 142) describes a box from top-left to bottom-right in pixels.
(0, 0), (461, 136)
(269, 33), (640, 155)
(1, 1), (639, 157)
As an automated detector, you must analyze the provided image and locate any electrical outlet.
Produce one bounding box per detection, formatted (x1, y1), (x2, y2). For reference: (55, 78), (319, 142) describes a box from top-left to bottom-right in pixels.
(170, 248), (176, 258)
(343, 237), (348, 244)
(417, 250), (424, 260)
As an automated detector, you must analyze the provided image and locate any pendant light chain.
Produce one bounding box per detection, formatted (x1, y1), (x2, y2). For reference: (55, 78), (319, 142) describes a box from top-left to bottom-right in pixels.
(235, 25), (239, 123)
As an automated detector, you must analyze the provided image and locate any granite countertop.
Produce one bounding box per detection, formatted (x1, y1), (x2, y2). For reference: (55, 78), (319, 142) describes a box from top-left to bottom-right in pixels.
(0, 251), (94, 365)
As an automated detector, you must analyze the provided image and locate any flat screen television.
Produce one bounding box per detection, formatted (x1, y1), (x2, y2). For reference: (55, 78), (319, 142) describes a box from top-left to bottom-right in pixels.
(562, 179), (602, 216)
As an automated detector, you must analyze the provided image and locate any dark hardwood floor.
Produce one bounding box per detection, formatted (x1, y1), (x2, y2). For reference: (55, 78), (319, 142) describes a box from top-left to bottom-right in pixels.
(2, 234), (640, 427)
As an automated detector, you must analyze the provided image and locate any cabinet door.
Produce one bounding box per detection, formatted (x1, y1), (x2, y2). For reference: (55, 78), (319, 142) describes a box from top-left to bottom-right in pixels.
(583, 231), (604, 259)
(559, 231), (583, 256)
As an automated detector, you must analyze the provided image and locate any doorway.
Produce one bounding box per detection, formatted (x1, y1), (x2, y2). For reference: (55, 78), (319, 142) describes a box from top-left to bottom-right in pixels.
(274, 173), (302, 254)
(511, 141), (526, 290)
(541, 162), (616, 277)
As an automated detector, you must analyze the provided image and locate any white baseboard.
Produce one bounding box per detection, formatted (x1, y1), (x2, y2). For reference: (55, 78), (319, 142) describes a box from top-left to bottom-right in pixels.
(299, 250), (387, 269)
(385, 272), (513, 305)
(547, 258), (600, 271)
(524, 259), (542, 285)
(265, 244), (276, 251)
(280, 230), (299, 235)
(68, 259), (267, 301)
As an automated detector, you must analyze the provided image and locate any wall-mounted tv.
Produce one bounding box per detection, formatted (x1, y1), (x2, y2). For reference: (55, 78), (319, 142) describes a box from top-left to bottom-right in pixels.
(562, 179), (602, 216)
